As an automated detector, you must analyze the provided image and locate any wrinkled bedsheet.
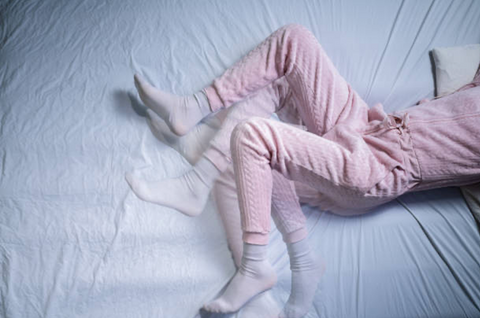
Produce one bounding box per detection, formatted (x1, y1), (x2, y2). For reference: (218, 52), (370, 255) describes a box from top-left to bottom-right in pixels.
(1, 0), (480, 317)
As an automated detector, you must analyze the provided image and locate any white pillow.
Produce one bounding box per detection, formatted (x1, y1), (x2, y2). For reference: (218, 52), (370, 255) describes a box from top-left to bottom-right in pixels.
(431, 44), (480, 96)
(431, 43), (480, 226)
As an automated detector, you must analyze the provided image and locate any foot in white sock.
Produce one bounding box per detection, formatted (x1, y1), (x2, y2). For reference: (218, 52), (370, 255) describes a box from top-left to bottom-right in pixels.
(134, 74), (212, 136)
(146, 108), (221, 165)
(203, 243), (277, 313)
(239, 290), (281, 318)
(279, 238), (326, 318)
(125, 156), (221, 217)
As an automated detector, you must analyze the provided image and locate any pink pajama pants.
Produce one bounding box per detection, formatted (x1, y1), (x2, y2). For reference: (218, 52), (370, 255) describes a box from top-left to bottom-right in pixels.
(204, 24), (480, 245)
(208, 79), (314, 249)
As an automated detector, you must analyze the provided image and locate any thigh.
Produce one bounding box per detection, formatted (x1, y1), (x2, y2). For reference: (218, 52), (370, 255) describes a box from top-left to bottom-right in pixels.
(277, 25), (369, 135)
(232, 117), (395, 212)
(208, 78), (287, 157)
(209, 76), (306, 158)
(205, 23), (369, 135)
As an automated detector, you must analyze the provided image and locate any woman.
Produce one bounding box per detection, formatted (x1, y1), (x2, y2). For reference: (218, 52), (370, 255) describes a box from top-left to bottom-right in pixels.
(127, 24), (480, 317)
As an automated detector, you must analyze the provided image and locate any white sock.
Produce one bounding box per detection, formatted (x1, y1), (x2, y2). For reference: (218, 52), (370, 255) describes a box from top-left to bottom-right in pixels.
(203, 243), (277, 313)
(240, 291), (281, 318)
(279, 238), (326, 318)
(146, 108), (221, 165)
(125, 155), (221, 217)
(134, 73), (212, 136)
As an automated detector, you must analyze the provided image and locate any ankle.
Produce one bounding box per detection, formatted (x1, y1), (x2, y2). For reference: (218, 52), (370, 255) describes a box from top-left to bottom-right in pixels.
(203, 147), (232, 173)
(193, 155), (223, 186)
(194, 89), (213, 114)
(286, 237), (319, 272)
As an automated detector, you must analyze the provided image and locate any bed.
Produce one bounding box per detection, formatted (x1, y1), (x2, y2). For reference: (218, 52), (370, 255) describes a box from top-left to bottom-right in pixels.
(1, 0), (479, 317)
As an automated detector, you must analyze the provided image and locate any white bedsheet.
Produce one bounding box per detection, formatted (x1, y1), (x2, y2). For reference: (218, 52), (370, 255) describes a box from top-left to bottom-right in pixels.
(1, 1), (480, 317)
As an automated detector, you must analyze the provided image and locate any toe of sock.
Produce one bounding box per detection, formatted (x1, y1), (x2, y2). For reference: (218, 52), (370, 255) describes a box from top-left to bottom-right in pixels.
(125, 173), (142, 190)
(145, 108), (155, 119)
(203, 298), (232, 313)
(280, 306), (308, 318)
(133, 73), (144, 85)
(125, 172), (135, 187)
(125, 173), (149, 201)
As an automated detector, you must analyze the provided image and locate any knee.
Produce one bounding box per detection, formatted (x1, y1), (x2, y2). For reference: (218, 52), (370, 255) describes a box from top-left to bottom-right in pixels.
(281, 23), (314, 40)
(231, 117), (266, 144)
(230, 117), (270, 155)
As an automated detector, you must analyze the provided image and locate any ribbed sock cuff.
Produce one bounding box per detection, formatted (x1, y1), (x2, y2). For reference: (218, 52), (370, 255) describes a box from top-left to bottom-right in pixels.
(242, 242), (268, 260)
(203, 147), (232, 172)
(282, 227), (308, 244)
(243, 231), (269, 245)
(194, 89), (212, 117)
(194, 155), (223, 186)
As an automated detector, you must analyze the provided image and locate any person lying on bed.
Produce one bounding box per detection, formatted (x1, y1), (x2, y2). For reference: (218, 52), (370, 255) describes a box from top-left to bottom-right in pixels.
(126, 23), (480, 317)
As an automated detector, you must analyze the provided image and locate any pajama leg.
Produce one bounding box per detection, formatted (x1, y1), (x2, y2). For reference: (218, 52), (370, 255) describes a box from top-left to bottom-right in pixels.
(203, 78), (286, 170)
(213, 165), (308, 268)
(207, 77), (308, 263)
(294, 181), (326, 207)
(204, 23), (369, 135)
(204, 23), (369, 230)
(212, 166), (244, 267)
(205, 75), (305, 168)
(211, 118), (350, 316)
(231, 117), (388, 244)
(211, 81), (307, 264)
(205, 23), (378, 314)
(270, 170), (307, 244)
(224, 117), (390, 317)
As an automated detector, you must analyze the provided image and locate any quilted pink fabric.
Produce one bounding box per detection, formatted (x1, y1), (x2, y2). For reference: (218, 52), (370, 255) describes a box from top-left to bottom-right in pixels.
(204, 23), (480, 244)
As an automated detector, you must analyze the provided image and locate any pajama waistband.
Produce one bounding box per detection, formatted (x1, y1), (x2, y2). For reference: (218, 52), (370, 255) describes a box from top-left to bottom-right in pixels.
(386, 111), (423, 189)
(384, 112), (409, 135)
(365, 106), (423, 192)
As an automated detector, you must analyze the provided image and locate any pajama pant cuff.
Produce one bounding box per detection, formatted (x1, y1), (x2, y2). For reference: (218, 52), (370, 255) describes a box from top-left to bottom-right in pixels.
(203, 147), (232, 172)
(243, 232), (269, 245)
(203, 86), (224, 112)
(282, 227), (308, 244)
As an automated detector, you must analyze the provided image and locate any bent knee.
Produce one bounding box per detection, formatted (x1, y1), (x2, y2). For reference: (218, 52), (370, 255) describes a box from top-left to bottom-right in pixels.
(282, 23), (314, 40)
(231, 117), (268, 143)
(230, 117), (272, 154)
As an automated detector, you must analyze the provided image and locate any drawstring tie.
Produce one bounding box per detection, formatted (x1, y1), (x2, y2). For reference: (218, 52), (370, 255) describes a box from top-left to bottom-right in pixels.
(384, 112), (409, 135)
